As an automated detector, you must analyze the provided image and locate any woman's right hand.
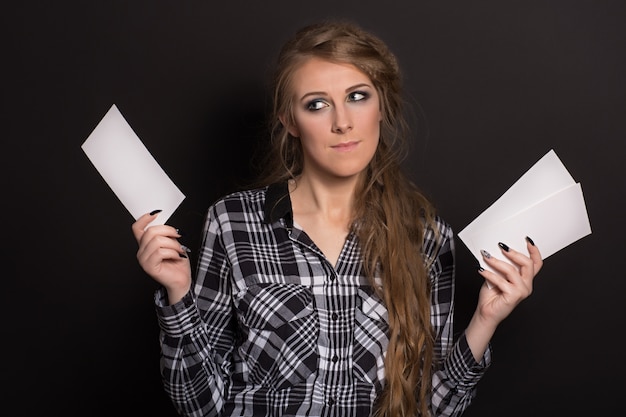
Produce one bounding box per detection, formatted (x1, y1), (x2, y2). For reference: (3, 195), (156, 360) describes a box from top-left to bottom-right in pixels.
(131, 211), (192, 305)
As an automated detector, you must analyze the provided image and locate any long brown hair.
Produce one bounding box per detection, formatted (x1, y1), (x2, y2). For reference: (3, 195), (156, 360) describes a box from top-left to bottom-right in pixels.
(256, 20), (440, 417)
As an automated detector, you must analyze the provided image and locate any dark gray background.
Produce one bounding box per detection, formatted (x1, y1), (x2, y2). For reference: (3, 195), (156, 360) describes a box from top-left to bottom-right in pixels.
(4, 1), (625, 416)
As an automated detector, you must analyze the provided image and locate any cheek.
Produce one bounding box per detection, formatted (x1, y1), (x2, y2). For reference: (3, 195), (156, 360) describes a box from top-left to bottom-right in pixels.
(362, 107), (382, 130)
(292, 113), (329, 139)
(365, 111), (382, 137)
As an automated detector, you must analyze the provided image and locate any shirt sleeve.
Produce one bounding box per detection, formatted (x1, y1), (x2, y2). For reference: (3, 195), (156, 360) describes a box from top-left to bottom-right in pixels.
(428, 218), (492, 416)
(154, 203), (236, 417)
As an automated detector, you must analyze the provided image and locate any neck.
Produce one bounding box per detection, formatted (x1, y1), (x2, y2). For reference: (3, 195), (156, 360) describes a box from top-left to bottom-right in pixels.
(289, 173), (361, 221)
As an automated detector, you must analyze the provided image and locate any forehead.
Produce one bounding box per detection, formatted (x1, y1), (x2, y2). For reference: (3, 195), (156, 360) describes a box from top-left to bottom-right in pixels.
(290, 57), (373, 93)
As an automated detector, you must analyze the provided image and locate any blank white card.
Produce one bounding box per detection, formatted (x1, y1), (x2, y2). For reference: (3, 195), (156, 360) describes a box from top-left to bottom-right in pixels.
(458, 149), (592, 272)
(81, 104), (185, 226)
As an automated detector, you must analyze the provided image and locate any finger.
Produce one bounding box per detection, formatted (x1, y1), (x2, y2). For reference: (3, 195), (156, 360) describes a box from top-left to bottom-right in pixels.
(137, 235), (190, 274)
(131, 209), (163, 242)
(479, 249), (534, 305)
(139, 245), (190, 278)
(140, 223), (181, 242)
(477, 265), (500, 291)
(480, 248), (519, 280)
(478, 251), (520, 293)
(137, 226), (185, 261)
(142, 243), (188, 265)
(525, 236), (543, 274)
(497, 242), (533, 270)
(496, 239), (543, 281)
(495, 243), (538, 292)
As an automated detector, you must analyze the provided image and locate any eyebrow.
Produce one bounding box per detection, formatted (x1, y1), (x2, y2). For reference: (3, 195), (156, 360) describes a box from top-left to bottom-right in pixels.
(298, 83), (373, 102)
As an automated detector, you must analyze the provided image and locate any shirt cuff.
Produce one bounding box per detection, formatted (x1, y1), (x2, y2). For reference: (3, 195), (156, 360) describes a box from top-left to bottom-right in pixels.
(446, 332), (492, 389)
(154, 287), (201, 337)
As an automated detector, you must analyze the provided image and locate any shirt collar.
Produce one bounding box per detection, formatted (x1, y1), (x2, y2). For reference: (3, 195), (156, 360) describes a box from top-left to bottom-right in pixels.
(264, 182), (293, 226)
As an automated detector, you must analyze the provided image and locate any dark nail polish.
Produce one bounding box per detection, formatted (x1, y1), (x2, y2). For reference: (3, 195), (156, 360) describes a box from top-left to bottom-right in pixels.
(477, 266), (485, 272)
(181, 245), (191, 253)
(150, 209), (162, 215)
(178, 253), (188, 259)
(498, 242), (510, 252)
(480, 249), (491, 259)
(525, 236), (535, 246)
(176, 229), (185, 237)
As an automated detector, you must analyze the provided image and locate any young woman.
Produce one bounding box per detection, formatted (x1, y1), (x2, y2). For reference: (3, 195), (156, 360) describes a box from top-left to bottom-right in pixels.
(132, 20), (542, 417)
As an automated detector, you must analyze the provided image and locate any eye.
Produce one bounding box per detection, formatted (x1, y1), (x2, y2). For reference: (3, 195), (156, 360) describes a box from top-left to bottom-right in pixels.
(306, 99), (328, 111)
(348, 91), (369, 102)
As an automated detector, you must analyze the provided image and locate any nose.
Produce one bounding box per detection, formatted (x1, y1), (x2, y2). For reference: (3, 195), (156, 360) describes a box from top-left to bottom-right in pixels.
(331, 104), (352, 134)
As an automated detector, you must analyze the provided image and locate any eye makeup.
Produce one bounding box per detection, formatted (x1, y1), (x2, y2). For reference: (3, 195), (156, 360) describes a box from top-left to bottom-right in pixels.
(306, 99), (328, 111)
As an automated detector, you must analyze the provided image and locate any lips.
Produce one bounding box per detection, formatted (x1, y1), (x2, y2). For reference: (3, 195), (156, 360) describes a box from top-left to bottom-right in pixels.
(331, 141), (360, 151)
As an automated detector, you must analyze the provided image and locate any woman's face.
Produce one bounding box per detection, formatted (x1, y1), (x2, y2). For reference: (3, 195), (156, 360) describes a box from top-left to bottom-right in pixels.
(284, 57), (382, 182)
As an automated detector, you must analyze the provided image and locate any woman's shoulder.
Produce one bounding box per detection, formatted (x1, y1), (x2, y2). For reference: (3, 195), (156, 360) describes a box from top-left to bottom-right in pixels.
(205, 183), (291, 230)
(218, 186), (268, 202)
(422, 214), (454, 260)
(432, 214), (454, 239)
(209, 186), (270, 212)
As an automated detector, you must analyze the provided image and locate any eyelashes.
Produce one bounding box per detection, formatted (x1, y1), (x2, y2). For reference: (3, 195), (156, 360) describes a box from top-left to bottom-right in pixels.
(306, 99), (327, 111)
(305, 90), (371, 111)
(348, 91), (369, 102)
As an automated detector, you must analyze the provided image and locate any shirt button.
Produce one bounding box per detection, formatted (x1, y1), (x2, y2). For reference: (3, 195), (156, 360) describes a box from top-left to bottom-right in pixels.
(332, 355), (339, 363)
(331, 312), (338, 320)
(328, 397), (336, 406)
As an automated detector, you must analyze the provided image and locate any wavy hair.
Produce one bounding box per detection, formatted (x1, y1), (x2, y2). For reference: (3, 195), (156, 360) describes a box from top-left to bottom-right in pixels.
(256, 20), (440, 417)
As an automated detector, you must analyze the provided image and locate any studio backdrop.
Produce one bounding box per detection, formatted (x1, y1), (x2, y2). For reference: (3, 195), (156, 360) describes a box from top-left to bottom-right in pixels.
(4, 1), (625, 416)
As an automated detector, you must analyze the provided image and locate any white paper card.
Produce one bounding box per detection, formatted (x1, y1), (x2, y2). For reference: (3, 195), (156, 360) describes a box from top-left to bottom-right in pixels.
(458, 149), (591, 272)
(81, 104), (185, 226)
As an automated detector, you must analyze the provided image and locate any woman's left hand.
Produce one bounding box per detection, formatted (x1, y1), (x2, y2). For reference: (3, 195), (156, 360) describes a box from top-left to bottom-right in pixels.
(476, 238), (543, 327)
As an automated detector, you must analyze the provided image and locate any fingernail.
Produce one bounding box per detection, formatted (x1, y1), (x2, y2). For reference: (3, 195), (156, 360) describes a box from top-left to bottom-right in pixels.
(176, 229), (185, 237)
(525, 236), (535, 246)
(181, 245), (191, 253)
(178, 253), (188, 258)
(477, 266), (485, 272)
(480, 249), (491, 259)
(498, 242), (510, 252)
(150, 209), (162, 215)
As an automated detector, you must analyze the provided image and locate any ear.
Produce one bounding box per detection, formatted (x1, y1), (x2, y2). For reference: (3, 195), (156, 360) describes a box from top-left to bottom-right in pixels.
(279, 114), (300, 137)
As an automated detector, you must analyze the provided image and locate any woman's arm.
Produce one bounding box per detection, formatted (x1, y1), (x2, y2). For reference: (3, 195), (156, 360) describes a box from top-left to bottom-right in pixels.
(132, 208), (236, 416)
(430, 232), (542, 417)
(429, 219), (488, 416)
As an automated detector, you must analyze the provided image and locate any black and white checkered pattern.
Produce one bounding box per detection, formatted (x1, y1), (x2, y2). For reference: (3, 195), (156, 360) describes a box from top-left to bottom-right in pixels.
(155, 182), (491, 417)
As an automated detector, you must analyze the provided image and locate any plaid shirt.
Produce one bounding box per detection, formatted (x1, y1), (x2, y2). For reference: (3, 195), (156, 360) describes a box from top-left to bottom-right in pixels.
(155, 182), (491, 417)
